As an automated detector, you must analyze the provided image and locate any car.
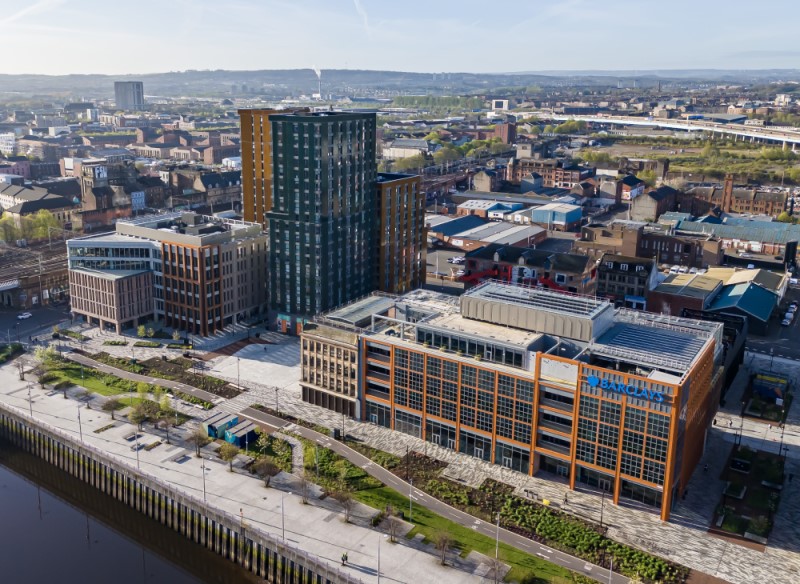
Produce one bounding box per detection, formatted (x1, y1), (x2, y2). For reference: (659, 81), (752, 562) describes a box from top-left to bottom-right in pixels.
(790, 302), (798, 309)
(456, 269), (465, 277)
(678, 266), (688, 274)
(689, 267), (698, 274)
(782, 319), (792, 326)
(788, 305), (798, 312)
(669, 265), (680, 274)
(17, 312), (32, 320)
(784, 312), (794, 321)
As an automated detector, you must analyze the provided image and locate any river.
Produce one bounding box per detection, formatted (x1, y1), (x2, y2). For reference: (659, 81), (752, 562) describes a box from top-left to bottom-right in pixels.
(0, 441), (260, 584)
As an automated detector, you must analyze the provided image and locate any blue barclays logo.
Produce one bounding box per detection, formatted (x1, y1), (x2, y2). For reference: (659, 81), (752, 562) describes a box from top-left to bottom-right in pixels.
(585, 374), (665, 403)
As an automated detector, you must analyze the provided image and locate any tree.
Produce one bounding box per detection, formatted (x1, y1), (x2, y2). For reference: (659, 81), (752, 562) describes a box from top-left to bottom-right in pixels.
(0, 214), (19, 243)
(637, 169), (658, 187)
(299, 470), (312, 504)
(172, 329), (181, 342)
(387, 508), (401, 543)
(777, 211), (794, 223)
(433, 530), (452, 565)
(34, 346), (57, 370)
(30, 209), (60, 240)
(137, 325), (146, 338)
(187, 426), (211, 456)
(159, 393), (172, 413)
(155, 411), (173, 444)
(219, 442), (240, 472)
(253, 455), (279, 487)
(102, 398), (121, 420)
(129, 406), (147, 430)
(393, 154), (427, 172)
(146, 327), (155, 338)
(333, 489), (355, 523)
(136, 382), (149, 402)
(152, 385), (164, 405)
(433, 146), (462, 164)
(255, 428), (272, 455)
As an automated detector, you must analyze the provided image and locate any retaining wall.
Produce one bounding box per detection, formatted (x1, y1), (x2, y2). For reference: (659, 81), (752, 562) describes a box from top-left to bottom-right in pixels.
(0, 404), (360, 584)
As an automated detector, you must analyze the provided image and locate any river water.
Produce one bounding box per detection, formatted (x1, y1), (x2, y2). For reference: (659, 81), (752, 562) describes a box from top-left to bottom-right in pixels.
(0, 442), (259, 584)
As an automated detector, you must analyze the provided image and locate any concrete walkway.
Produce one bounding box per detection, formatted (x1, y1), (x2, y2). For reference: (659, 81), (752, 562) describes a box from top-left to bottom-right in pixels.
(0, 362), (491, 584)
(39, 335), (800, 584)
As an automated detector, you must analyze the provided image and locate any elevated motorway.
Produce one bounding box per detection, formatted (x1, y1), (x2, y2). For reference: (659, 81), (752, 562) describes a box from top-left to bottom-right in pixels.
(534, 112), (800, 147)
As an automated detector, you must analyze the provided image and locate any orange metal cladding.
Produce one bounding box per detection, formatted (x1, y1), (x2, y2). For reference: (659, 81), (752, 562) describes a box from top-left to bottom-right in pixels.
(239, 109), (278, 227)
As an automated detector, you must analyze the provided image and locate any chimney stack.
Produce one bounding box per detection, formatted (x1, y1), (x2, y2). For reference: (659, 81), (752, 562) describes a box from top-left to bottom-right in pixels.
(722, 174), (734, 214)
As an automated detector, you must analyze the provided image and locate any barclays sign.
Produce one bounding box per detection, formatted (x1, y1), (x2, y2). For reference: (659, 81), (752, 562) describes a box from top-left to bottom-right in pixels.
(587, 375), (665, 403)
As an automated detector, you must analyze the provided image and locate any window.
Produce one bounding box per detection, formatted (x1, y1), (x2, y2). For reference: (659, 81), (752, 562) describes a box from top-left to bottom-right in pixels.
(635, 265), (644, 272)
(555, 273), (567, 284)
(620, 264), (628, 271)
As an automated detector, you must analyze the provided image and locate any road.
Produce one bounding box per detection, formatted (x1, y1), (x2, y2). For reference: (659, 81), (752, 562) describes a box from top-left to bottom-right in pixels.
(0, 306), (72, 344)
(241, 407), (628, 584)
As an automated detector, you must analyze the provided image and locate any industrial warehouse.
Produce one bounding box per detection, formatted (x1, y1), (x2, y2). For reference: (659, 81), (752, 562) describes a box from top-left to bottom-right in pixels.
(301, 281), (724, 520)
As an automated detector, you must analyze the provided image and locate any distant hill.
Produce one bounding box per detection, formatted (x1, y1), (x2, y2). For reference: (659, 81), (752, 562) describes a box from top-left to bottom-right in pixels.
(1, 68), (798, 100)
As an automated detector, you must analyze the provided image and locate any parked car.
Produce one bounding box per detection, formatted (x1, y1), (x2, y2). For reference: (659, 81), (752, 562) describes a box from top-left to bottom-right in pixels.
(689, 267), (698, 274)
(782, 318), (792, 326)
(669, 265), (680, 274)
(789, 302), (798, 309)
(678, 266), (688, 274)
(784, 312), (794, 321)
(17, 312), (32, 320)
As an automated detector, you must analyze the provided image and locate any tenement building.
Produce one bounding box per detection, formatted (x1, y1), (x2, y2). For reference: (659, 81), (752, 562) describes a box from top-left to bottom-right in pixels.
(306, 282), (723, 521)
(67, 212), (267, 335)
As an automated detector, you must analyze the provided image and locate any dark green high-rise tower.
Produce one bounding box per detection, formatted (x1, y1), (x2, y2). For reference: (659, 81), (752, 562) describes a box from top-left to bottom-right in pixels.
(266, 111), (377, 320)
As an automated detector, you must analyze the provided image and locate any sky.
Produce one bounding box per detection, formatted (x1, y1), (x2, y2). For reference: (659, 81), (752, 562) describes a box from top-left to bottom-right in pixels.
(3, 0), (800, 75)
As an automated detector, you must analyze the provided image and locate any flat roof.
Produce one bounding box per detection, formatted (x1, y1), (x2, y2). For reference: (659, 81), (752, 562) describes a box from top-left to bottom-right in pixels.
(423, 311), (543, 349)
(465, 281), (611, 320)
(71, 267), (149, 280)
(593, 322), (707, 372)
(325, 295), (397, 328)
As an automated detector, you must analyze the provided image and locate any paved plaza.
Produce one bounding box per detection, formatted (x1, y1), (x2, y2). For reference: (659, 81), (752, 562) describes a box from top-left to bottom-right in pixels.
(203, 341), (800, 584)
(21, 324), (800, 584)
(0, 362), (497, 584)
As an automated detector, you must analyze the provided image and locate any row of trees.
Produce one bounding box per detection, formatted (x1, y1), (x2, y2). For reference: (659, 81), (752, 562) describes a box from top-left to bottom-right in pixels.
(0, 209), (61, 243)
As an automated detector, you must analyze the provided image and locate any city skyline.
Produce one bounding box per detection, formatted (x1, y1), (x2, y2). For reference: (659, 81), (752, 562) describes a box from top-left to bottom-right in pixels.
(4, 0), (800, 76)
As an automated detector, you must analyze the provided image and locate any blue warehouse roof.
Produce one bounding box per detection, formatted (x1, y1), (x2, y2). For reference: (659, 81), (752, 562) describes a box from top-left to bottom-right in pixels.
(707, 282), (777, 323)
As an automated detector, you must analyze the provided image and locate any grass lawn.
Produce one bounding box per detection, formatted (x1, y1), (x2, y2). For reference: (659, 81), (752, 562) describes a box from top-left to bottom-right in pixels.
(50, 366), (129, 396)
(355, 486), (576, 583)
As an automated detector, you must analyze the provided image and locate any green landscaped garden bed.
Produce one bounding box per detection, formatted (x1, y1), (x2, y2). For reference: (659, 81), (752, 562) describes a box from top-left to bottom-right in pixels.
(167, 343), (193, 349)
(0, 343), (23, 364)
(60, 330), (89, 341)
(103, 340), (128, 346)
(719, 513), (749, 535)
(300, 438), (685, 583)
(133, 341), (161, 348)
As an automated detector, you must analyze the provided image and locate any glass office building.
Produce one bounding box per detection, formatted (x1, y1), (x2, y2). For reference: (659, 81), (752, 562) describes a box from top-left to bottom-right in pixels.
(338, 282), (723, 521)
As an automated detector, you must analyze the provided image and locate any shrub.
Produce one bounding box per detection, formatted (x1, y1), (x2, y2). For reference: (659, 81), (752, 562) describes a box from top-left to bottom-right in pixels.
(133, 341), (161, 348)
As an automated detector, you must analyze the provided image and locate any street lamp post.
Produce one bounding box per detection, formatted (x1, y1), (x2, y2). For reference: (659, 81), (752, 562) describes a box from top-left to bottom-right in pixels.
(201, 457), (207, 502)
(27, 383), (33, 417)
(274, 387), (279, 415)
(134, 432), (140, 469)
(77, 406), (83, 442)
(409, 478), (413, 522)
(237, 357), (240, 389)
(770, 348), (775, 372)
